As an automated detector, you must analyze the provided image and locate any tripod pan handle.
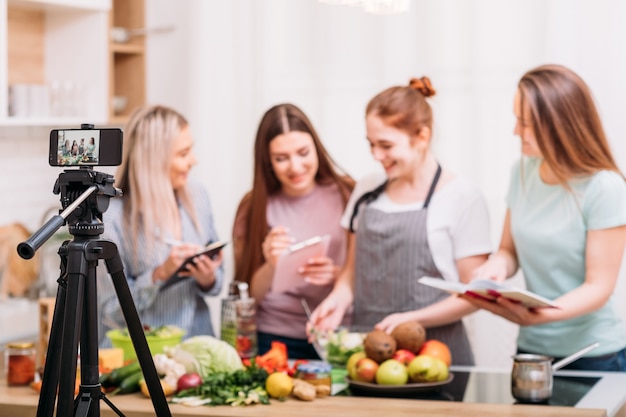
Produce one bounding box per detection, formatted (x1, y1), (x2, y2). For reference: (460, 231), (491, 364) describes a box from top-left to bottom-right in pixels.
(17, 215), (65, 259)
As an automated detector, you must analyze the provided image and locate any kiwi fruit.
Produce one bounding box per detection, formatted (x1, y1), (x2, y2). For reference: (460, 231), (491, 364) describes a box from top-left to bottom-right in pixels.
(391, 321), (426, 353)
(363, 329), (397, 363)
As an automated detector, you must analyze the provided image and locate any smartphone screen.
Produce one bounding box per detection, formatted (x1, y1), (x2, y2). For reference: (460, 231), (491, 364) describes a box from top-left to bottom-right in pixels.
(49, 128), (123, 167)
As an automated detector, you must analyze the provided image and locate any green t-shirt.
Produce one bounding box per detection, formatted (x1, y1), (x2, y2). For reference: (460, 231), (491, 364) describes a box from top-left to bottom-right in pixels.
(508, 157), (626, 357)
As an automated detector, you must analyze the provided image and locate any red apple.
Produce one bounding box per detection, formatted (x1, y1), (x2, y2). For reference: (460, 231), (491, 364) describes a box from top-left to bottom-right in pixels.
(392, 348), (416, 366)
(354, 357), (379, 383)
(177, 372), (203, 391)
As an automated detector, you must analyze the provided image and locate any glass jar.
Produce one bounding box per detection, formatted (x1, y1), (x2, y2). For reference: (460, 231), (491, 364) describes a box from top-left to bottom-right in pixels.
(295, 362), (332, 388)
(5, 342), (36, 386)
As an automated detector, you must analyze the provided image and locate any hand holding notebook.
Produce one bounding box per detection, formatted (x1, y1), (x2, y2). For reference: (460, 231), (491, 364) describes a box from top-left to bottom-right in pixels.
(160, 240), (228, 291)
(418, 276), (558, 308)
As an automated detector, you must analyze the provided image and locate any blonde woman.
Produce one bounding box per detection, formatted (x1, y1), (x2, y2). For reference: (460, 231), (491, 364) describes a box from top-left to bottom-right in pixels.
(97, 105), (223, 346)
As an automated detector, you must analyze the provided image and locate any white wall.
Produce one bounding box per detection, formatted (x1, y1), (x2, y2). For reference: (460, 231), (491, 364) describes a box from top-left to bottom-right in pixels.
(2, 0), (625, 368)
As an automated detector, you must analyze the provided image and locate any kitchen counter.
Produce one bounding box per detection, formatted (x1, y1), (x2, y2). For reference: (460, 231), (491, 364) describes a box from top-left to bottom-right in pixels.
(0, 377), (610, 417)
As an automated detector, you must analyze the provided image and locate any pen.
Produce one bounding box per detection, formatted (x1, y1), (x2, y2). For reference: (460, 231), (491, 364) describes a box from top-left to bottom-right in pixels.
(164, 238), (185, 246)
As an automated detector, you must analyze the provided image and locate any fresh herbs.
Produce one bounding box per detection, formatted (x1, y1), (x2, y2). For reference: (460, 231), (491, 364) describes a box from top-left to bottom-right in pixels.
(172, 365), (270, 406)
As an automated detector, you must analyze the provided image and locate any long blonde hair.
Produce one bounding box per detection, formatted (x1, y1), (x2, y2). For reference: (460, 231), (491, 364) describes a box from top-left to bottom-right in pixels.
(115, 105), (199, 258)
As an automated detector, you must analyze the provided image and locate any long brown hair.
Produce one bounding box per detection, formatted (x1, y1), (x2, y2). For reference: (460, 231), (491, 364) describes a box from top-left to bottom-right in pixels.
(518, 64), (623, 184)
(233, 103), (354, 284)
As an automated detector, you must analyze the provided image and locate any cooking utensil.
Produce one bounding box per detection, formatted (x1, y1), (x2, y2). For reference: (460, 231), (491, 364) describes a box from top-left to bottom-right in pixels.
(300, 298), (327, 360)
(511, 342), (600, 403)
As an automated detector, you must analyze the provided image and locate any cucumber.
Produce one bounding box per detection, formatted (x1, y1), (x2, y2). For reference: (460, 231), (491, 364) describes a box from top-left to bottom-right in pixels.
(99, 372), (115, 388)
(111, 370), (143, 395)
(107, 361), (141, 386)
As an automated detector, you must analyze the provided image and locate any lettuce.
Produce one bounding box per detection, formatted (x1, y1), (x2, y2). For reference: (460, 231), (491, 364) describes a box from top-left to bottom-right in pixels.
(167, 335), (243, 379)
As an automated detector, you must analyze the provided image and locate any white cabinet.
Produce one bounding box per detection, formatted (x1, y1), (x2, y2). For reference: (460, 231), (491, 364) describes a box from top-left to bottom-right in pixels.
(0, 0), (111, 126)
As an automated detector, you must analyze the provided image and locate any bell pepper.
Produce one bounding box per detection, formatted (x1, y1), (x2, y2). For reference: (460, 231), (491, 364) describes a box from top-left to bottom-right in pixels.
(288, 359), (309, 377)
(249, 341), (289, 373)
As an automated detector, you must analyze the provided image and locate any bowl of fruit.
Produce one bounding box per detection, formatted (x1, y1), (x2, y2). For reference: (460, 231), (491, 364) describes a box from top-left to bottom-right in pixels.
(345, 322), (453, 396)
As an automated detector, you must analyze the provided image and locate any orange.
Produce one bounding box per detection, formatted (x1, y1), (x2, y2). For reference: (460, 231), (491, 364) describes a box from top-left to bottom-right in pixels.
(418, 340), (452, 367)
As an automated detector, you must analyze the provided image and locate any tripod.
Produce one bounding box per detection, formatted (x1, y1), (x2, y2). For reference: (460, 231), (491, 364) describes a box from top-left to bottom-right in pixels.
(18, 168), (171, 417)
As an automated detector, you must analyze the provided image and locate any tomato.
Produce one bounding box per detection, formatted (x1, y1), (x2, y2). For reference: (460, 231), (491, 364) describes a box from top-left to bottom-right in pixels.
(418, 340), (452, 367)
(236, 335), (252, 353)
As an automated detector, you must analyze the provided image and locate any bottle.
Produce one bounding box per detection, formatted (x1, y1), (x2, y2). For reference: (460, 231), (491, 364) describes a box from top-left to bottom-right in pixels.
(5, 342), (36, 386)
(220, 281), (258, 359)
(295, 362), (332, 388)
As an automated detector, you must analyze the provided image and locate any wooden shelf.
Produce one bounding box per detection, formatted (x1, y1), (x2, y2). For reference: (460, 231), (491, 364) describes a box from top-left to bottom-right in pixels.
(110, 43), (145, 54)
(2, 0), (109, 125)
(108, 0), (145, 123)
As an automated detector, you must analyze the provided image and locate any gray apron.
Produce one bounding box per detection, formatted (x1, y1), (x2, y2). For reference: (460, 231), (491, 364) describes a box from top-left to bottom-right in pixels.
(351, 167), (474, 365)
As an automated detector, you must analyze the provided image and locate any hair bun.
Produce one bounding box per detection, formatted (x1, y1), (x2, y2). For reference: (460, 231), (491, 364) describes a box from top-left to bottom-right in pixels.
(409, 77), (436, 97)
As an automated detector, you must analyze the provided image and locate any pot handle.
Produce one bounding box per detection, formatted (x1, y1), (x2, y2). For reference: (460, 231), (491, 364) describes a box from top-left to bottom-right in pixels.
(552, 342), (600, 371)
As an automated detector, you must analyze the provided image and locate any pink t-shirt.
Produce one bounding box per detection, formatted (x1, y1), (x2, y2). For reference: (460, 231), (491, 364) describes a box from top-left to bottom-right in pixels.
(257, 183), (348, 339)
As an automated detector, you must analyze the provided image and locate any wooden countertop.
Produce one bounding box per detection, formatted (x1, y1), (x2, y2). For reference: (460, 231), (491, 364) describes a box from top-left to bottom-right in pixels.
(0, 382), (607, 417)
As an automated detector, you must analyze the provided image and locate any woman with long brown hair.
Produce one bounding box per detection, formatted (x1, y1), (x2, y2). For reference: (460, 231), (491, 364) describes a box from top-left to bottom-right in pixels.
(232, 103), (354, 358)
(464, 64), (626, 371)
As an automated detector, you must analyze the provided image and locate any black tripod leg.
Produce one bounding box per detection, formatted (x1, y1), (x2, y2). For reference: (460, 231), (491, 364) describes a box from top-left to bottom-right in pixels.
(98, 240), (171, 417)
(36, 248), (69, 417)
(74, 254), (106, 417)
(57, 243), (87, 416)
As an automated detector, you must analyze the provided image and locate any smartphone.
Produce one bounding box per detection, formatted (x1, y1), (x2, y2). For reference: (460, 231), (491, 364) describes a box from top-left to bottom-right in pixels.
(49, 128), (123, 167)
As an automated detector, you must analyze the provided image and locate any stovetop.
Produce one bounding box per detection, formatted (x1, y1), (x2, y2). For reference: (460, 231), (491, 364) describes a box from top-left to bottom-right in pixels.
(349, 369), (601, 407)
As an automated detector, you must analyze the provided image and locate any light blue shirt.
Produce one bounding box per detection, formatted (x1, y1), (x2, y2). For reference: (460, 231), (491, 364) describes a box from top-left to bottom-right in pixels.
(509, 157), (626, 357)
(97, 180), (223, 347)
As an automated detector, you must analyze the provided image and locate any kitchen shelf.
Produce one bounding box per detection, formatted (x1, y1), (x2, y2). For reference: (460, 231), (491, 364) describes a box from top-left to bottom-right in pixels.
(108, 0), (145, 123)
(0, 0), (145, 127)
(1, 0), (111, 125)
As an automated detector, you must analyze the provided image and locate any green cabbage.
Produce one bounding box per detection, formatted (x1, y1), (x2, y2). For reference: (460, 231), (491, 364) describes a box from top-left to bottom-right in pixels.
(167, 335), (243, 379)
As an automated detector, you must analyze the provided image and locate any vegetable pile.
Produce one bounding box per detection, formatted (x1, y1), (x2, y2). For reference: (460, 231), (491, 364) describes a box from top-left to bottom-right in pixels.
(76, 336), (336, 407)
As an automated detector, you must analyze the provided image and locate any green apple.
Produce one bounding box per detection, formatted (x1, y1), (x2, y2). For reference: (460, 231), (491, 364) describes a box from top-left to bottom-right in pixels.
(432, 357), (449, 381)
(346, 351), (367, 380)
(407, 355), (439, 382)
(375, 359), (408, 385)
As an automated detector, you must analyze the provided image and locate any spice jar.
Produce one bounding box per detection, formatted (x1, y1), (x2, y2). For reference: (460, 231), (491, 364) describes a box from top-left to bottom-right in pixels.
(295, 362), (332, 388)
(5, 342), (36, 386)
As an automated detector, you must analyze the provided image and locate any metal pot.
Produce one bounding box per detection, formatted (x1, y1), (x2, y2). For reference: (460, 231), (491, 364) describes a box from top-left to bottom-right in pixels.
(511, 342), (600, 403)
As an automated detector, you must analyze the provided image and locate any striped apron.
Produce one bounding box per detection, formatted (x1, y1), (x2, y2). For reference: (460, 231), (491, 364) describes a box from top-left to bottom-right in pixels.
(351, 169), (474, 365)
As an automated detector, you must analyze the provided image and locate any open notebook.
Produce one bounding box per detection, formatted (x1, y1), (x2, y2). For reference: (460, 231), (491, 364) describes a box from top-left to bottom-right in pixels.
(418, 276), (558, 308)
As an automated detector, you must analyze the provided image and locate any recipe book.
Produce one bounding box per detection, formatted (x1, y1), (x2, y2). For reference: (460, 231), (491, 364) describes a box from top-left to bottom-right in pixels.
(161, 240), (228, 291)
(417, 276), (558, 308)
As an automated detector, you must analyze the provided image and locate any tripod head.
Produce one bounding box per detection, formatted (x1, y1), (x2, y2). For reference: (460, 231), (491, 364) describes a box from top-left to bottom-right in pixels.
(18, 167), (121, 259)
(55, 167), (121, 236)
(18, 123), (123, 260)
